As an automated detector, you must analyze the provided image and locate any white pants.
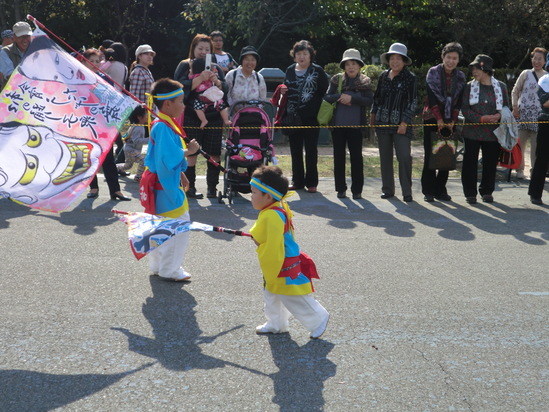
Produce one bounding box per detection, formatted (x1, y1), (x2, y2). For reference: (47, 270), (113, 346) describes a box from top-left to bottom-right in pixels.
(262, 289), (329, 333)
(148, 212), (190, 278)
(517, 129), (537, 174)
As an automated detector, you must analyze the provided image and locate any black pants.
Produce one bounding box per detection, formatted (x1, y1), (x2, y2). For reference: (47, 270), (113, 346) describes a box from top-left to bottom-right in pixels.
(461, 138), (500, 197)
(528, 121), (549, 199)
(421, 121), (449, 197)
(288, 118), (319, 188)
(89, 146), (120, 196)
(332, 128), (363, 194)
(114, 133), (125, 164)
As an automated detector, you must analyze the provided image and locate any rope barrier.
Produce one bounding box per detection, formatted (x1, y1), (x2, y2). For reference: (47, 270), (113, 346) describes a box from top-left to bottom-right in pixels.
(124, 120), (549, 130)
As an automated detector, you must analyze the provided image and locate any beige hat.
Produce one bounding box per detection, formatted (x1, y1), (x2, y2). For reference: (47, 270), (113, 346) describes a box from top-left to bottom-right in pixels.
(135, 44), (156, 58)
(380, 42), (412, 66)
(339, 49), (365, 69)
(13, 21), (32, 37)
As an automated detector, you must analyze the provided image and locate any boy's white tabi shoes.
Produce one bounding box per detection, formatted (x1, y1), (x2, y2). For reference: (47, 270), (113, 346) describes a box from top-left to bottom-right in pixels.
(309, 314), (330, 340)
(158, 268), (192, 282)
(255, 323), (289, 335)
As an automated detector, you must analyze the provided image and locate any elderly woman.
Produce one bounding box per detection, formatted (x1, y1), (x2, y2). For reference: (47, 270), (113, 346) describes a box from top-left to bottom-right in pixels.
(461, 54), (510, 204)
(370, 43), (418, 202)
(226, 46), (267, 107)
(280, 40), (328, 193)
(174, 33), (227, 199)
(511, 47), (548, 179)
(421, 42), (466, 202)
(528, 61), (549, 205)
(129, 44), (156, 104)
(323, 49), (373, 199)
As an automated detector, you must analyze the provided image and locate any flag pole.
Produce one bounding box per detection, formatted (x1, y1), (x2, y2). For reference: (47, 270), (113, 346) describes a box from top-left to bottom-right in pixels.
(26, 15), (226, 173)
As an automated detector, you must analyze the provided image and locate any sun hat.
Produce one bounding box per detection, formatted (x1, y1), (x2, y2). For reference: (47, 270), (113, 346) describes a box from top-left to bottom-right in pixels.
(339, 49), (365, 69)
(239, 45), (260, 64)
(380, 42), (412, 65)
(469, 54), (493, 73)
(12, 22), (32, 37)
(1, 29), (14, 39)
(135, 44), (156, 58)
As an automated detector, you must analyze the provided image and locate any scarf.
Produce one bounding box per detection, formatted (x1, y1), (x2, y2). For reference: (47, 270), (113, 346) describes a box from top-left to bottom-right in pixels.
(335, 72), (371, 92)
(426, 64), (466, 119)
(469, 76), (503, 110)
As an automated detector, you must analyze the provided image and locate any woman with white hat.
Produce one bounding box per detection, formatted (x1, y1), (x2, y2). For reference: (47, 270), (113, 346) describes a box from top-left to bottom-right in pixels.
(370, 42), (418, 202)
(129, 44), (156, 104)
(323, 49), (373, 199)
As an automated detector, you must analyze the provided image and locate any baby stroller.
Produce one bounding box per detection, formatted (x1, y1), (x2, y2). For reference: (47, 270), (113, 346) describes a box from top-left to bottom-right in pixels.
(218, 100), (275, 204)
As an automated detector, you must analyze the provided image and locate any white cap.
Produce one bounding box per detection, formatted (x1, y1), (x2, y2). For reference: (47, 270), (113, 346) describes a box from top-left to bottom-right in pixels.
(135, 44), (155, 58)
(13, 21), (32, 37)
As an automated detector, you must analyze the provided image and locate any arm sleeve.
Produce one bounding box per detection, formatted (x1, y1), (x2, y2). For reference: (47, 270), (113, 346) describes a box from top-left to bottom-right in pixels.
(538, 86), (549, 107)
(259, 74), (267, 100)
(511, 70), (528, 108)
(174, 61), (193, 95)
(461, 84), (482, 122)
(501, 81), (510, 108)
(131, 126), (148, 145)
(370, 72), (385, 114)
(401, 73), (418, 124)
(250, 210), (286, 282)
(0, 49), (14, 77)
(323, 74), (341, 104)
(153, 123), (186, 171)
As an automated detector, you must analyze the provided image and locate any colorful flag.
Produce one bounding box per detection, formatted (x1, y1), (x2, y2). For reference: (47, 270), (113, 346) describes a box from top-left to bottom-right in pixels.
(0, 34), (138, 212)
(114, 210), (251, 260)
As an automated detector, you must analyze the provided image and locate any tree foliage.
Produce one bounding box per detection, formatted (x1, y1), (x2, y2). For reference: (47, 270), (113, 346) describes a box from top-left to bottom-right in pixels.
(1, 0), (548, 79)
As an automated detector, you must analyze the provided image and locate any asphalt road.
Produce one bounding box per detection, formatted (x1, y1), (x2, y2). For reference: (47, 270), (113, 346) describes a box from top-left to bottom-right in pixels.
(1, 174), (548, 411)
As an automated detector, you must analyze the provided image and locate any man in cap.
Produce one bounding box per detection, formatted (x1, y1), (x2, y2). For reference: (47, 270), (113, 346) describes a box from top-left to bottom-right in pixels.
(0, 21), (33, 90)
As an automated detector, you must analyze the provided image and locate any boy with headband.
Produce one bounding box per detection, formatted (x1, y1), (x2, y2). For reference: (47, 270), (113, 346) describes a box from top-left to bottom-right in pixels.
(249, 165), (329, 339)
(144, 78), (199, 281)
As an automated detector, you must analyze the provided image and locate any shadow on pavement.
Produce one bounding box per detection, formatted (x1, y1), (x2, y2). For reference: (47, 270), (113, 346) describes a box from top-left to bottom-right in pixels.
(267, 334), (336, 412)
(112, 276), (264, 375)
(0, 363), (152, 412)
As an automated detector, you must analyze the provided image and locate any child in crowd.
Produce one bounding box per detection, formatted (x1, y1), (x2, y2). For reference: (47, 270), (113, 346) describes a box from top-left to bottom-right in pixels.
(117, 105), (148, 182)
(249, 165), (329, 339)
(144, 78), (200, 281)
(189, 57), (231, 129)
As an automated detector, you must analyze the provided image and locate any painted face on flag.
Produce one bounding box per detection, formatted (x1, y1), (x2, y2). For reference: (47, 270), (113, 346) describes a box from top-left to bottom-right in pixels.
(18, 47), (96, 85)
(0, 122), (102, 205)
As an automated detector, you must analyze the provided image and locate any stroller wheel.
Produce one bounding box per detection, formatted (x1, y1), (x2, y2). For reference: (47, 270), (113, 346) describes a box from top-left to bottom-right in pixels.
(228, 190), (233, 204)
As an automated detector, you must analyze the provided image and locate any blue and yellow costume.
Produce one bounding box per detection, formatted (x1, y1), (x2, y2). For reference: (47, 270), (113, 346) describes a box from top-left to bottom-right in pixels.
(144, 113), (189, 218)
(250, 201), (314, 296)
(249, 176), (329, 337)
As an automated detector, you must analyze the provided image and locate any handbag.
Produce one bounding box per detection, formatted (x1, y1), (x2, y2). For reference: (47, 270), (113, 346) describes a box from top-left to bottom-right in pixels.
(428, 127), (457, 171)
(498, 140), (522, 170)
(317, 74), (344, 127)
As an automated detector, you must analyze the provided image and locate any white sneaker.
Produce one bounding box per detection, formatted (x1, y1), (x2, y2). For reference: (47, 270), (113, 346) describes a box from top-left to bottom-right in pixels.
(159, 268), (191, 282)
(516, 171), (526, 179)
(310, 314), (330, 339)
(255, 323), (288, 335)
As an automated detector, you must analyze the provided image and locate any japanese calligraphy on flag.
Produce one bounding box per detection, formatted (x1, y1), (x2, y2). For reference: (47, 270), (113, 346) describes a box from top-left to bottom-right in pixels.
(0, 34), (138, 212)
